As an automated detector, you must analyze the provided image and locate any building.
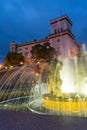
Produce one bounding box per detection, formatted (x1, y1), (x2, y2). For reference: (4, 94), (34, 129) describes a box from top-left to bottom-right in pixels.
(9, 15), (82, 62)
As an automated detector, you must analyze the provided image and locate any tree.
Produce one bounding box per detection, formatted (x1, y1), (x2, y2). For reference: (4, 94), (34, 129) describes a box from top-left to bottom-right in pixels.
(43, 42), (55, 59)
(4, 52), (25, 68)
(31, 42), (55, 62)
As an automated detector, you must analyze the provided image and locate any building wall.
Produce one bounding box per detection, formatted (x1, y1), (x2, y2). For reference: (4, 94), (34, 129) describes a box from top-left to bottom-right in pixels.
(17, 39), (49, 59)
(17, 44), (32, 58)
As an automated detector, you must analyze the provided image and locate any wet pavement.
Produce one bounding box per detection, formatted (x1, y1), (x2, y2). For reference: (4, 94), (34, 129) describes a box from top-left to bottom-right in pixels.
(0, 110), (87, 130)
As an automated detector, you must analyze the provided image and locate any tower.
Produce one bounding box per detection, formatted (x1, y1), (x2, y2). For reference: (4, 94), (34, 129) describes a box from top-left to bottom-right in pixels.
(50, 15), (72, 34)
(49, 15), (79, 58)
(9, 42), (17, 52)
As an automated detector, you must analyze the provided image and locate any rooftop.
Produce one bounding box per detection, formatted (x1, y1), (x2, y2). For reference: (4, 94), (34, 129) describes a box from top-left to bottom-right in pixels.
(50, 15), (72, 25)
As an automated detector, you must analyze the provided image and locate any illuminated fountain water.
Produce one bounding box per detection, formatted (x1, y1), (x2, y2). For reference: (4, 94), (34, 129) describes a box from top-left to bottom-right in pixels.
(0, 53), (87, 117)
(28, 54), (87, 117)
(0, 64), (41, 112)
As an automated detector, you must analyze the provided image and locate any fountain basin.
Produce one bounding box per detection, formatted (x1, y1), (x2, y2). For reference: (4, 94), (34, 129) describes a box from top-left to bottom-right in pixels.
(43, 94), (87, 112)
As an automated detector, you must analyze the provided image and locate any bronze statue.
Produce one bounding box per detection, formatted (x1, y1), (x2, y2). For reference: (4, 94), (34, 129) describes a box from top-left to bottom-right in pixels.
(47, 59), (63, 97)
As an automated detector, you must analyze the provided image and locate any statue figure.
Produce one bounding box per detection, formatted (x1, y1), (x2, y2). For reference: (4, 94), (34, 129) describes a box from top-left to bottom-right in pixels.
(47, 59), (63, 97)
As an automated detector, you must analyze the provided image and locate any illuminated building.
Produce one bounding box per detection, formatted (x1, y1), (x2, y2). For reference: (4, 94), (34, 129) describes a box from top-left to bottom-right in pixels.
(9, 15), (82, 61)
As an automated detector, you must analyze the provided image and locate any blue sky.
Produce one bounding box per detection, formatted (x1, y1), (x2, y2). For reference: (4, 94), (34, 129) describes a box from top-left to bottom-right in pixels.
(0, 0), (87, 62)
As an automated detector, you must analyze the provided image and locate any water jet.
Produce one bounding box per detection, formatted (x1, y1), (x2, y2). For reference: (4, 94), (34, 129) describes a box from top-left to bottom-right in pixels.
(0, 54), (87, 117)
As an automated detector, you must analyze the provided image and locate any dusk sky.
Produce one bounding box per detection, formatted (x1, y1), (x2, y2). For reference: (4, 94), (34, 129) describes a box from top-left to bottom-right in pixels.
(0, 0), (87, 63)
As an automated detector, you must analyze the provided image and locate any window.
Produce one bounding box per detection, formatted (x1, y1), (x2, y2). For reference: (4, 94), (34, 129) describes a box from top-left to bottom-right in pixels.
(25, 47), (28, 50)
(57, 39), (60, 42)
(54, 29), (57, 34)
(57, 47), (60, 51)
(25, 52), (28, 58)
(11, 47), (14, 51)
(19, 48), (22, 51)
(58, 29), (60, 33)
(61, 27), (63, 32)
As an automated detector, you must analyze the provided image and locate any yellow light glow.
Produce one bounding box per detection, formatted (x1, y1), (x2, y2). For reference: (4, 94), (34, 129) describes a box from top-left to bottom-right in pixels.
(20, 62), (23, 65)
(0, 64), (3, 69)
(5, 66), (8, 69)
(10, 66), (14, 69)
(35, 72), (40, 77)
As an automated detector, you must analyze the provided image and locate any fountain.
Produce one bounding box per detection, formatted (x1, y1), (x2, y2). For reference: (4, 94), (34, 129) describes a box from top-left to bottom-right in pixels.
(0, 64), (40, 112)
(28, 54), (87, 117)
(43, 58), (87, 113)
(0, 53), (87, 117)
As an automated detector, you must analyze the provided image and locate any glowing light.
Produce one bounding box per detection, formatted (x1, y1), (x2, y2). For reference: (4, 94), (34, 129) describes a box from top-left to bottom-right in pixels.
(20, 62), (23, 65)
(37, 61), (40, 64)
(82, 85), (87, 95)
(82, 78), (87, 95)
(5, 66), (8, 69)
(61, 58), (75, 93)
(61, 71), (75, 93)
(82, 84), (87, 95)
(35, 72), (40, 77)
(10, 65), (14, 69)
(61, 83), (75, 93)
(0, 64), (3, 70)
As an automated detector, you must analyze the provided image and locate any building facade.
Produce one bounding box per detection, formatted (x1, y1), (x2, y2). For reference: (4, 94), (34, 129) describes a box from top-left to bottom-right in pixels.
(9, 15), (82, 62)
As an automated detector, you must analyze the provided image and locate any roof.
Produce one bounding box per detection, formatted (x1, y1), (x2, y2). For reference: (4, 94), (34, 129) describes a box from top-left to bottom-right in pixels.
(17, 39), (49, 47)
(50, 15), (72, 25)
